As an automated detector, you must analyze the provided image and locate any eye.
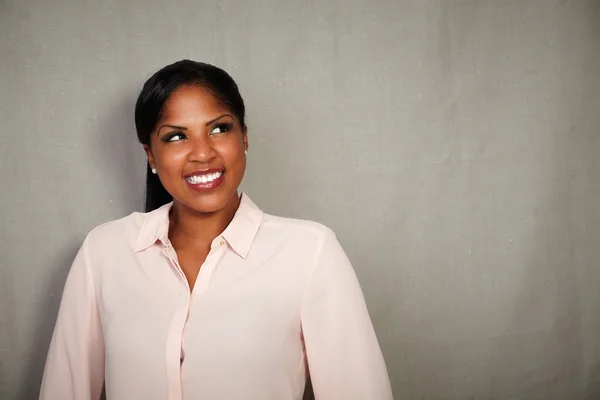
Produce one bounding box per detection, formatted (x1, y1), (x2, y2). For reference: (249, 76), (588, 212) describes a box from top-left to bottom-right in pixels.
(162, 131), (186, 143)
(210, 123), (233, 135)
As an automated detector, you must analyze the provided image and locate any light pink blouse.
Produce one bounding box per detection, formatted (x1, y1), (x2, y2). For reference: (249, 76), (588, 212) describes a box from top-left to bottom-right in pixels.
(40, 194), (392, 400)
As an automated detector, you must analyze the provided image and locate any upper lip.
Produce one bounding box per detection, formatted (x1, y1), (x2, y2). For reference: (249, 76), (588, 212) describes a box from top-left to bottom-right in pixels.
(184, 168), (224, 178)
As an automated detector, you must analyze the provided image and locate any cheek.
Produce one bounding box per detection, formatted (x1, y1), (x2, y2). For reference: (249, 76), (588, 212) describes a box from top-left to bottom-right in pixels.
(216, 141), (246, 166)
(155, 147), (188, 172)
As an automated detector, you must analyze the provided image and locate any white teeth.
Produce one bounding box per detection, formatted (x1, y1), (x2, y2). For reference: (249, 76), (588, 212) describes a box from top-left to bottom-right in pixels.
(186, 171), (223, 184)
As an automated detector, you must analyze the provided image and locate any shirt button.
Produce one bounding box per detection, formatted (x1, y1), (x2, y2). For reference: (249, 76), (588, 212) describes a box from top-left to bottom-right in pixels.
(219, 239), (225, 246)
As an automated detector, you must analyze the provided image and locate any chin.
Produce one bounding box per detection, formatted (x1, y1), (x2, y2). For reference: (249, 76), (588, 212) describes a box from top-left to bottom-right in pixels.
(181, 190), (238, 215)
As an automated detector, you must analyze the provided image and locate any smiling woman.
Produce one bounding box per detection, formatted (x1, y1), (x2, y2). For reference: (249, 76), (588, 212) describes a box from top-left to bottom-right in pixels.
(38, 60), (392, 400)
(135, 61), (249, 215)
(145, 86), (246, 217)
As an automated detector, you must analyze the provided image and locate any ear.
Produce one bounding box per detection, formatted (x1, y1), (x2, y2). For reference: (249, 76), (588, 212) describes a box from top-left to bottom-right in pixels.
(242, 128), (249, 152)
(143, 145), (156, 170)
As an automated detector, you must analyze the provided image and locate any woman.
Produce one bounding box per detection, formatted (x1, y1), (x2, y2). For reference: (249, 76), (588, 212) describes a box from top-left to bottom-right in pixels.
(40, 60), (392, 399)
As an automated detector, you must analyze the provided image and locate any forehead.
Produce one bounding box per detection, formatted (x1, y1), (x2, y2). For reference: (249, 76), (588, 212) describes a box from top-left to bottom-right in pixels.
(160, 85), (231, 122)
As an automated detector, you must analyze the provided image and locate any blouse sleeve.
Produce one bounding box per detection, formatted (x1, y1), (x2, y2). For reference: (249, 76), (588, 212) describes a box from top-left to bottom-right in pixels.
(39, 234), (105, 400)
(301, 228), (393, 400)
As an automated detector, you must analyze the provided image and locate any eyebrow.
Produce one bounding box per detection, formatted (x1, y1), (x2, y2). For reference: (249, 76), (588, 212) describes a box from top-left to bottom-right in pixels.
(156, 125), (187, 135)
(205, 114), (234, 126)
(156, 114), (234, 135)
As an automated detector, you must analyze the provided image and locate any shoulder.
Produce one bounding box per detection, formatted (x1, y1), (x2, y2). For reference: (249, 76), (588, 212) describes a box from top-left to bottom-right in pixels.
(263, 212), (333, 235)
(258, 213), (338, 250)
(83, 210), (147, 250)
(259, 214), (354, 286)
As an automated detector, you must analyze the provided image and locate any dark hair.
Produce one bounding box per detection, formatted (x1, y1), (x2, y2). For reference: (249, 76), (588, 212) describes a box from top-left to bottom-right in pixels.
(134, 60), (246, 212)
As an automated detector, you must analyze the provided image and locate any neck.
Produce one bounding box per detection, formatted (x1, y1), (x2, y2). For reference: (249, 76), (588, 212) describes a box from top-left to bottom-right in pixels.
(168, 193), (241, 247)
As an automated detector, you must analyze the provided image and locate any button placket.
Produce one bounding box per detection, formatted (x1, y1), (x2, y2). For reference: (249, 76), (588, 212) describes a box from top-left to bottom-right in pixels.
(166, 295), (189, 400)
(159, 238), (192, 400)
(162, 247), (187, 286)
(193, 240), (227, 295)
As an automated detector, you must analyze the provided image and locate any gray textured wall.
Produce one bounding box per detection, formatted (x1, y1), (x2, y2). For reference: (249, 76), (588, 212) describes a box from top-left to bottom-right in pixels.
(1, 1), (599, 399)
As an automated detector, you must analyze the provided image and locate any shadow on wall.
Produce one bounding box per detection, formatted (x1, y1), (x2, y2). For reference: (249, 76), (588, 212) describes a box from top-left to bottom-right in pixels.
(91, 86), (146, 213)
(18, 245), (79, 400)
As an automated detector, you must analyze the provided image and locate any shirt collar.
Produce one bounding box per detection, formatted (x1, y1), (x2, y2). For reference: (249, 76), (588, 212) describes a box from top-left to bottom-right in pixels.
(134, 193), (264, 259)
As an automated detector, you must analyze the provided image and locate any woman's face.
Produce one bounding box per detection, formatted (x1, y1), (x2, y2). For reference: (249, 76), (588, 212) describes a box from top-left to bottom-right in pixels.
(145, 85), (248, 214)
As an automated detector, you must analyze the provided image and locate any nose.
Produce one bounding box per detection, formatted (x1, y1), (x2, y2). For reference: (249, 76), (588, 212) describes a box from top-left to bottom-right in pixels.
(188, 135), (216, 163)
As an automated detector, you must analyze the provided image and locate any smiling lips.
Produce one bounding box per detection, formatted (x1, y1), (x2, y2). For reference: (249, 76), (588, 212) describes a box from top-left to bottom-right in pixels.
(184, 169), (225, 191)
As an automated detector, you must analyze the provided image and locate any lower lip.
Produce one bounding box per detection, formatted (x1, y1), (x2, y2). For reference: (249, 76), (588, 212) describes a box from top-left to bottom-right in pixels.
(184, 172), (225, 192)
